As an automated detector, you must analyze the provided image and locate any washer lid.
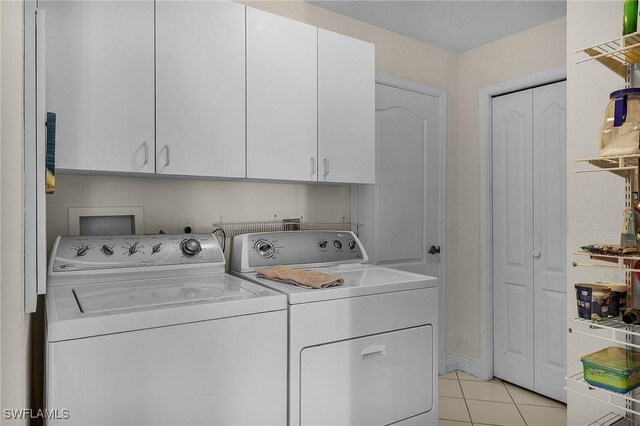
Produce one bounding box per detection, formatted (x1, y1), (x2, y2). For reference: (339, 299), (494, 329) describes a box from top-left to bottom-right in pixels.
(46, 274), (287, 341)
(74, 279), (254, 313)
(235, 264), (438, 304)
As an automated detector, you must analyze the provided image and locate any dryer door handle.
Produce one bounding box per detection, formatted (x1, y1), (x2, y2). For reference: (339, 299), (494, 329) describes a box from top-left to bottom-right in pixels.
(360, 344), (387, 362)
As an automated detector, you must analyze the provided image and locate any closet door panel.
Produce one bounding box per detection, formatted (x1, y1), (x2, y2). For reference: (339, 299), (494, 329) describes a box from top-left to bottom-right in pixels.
(532, 81), (567, 403)
(492, 89), (535, 390)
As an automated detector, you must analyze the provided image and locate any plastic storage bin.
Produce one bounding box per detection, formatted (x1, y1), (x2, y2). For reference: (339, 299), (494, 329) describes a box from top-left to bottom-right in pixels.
(600, 88), (640, 157)
(581, 346), (640, 393)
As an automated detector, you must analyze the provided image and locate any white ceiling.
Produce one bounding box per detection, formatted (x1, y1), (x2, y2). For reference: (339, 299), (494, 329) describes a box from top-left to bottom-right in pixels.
(308, 0), (567, 53)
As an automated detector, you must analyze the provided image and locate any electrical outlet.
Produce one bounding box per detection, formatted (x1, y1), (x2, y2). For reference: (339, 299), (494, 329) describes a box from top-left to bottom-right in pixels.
(179, 218), (194, 233)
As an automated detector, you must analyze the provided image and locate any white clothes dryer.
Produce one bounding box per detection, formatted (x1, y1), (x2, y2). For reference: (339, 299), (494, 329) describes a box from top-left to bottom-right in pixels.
(231, 230), (438, 426)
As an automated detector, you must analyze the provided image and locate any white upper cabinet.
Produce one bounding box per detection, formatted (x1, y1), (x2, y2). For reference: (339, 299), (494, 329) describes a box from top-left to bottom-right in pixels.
(318, 29), (375, 184)
(246, 8), (318, 182)
(156, 1), (246, 178)
(44, 2), (374, 183)
(43, 0), (155, 174)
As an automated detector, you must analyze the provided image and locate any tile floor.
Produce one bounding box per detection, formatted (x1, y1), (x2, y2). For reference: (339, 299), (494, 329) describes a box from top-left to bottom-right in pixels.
(439, 371), (567, 426)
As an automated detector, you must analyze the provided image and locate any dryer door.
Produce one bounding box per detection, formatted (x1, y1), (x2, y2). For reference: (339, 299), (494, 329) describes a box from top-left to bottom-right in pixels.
(300, 325), (433, 426)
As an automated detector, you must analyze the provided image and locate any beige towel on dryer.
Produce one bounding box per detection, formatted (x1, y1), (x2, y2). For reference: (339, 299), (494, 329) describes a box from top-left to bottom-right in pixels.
(256, 265), (344, 289)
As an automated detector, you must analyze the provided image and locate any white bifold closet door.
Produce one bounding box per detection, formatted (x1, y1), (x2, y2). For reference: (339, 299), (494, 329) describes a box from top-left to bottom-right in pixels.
(492, 81), (567, 402)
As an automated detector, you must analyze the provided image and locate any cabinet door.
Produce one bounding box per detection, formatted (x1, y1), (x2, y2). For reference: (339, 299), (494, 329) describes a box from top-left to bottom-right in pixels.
(318, 29), (375, 184)
(44, 0), (154, 174)
(246, 8), (318, 181)
(156, 1), (245, 178)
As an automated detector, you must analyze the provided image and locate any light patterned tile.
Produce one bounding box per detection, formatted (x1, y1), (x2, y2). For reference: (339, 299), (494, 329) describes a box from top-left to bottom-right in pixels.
(438, 420), (472, 426)
(460, 380), (511, 403)
(518, 404), (567, 426)
(466, 400), (525, 426)
(440, 371), (458, 380)
(439, 377), (464, 398)
(439, 396), (471, 423)
(504, 382), (565, 408)
(457, 371), (484, 382)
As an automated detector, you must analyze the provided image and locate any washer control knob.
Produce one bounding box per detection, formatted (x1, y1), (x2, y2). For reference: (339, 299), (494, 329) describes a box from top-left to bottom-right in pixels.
(254, 240), (275, 258)
(151, 243), (162, 254)
(101, 245), (114, 256)
(128, 242), (140, 256)
(334, 240), (343, 249)
(318, 240), (328, 249)
(76, 245), (89, 257)
(348, 240), (356, 250)
(181, 238), (202, 257)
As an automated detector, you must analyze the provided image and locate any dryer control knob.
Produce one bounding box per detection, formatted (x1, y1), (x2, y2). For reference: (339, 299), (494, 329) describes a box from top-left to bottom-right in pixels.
(181, 238), (202, 257)
(254, 240), (275, 258)
(348, 240), (356, 250)
(318, 240), (328, 249)
(334, 240), (343, 249)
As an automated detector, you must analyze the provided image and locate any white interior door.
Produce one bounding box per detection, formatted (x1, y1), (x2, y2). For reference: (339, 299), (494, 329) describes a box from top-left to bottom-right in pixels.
(532, 81), (567, 402)
(492, 81), (566, 402)
(364, 83), (441, 280)
(492, 88), (535, 390)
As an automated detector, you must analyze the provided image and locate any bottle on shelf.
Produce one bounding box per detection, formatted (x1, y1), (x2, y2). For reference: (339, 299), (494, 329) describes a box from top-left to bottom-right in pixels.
(623, 0), (638, 35)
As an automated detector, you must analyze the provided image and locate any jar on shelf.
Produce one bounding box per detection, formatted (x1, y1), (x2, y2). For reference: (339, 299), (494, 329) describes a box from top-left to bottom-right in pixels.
(600, 88), (640, 157)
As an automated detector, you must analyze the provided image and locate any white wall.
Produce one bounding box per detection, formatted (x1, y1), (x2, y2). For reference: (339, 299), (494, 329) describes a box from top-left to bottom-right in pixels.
(47, 176), (351, 244)
(449, 18), (566, 365)
(567, 2), (627, 423)
(1, 0), (31, 423)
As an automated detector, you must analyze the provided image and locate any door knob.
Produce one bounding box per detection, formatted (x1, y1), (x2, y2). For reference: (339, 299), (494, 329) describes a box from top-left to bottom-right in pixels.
(533, 250), (541, 258)
(428, 245), (440, 255)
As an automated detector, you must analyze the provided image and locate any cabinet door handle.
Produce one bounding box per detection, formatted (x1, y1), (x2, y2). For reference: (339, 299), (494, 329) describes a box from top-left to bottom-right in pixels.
(310, 157), (316, 175)
(323, 158), (330, 177)
(164, 145), (170, 167)
(142, 142), (149, 165)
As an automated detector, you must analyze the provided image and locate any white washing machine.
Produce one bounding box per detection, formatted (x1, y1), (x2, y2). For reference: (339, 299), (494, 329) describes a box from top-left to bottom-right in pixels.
(46, 233), (287, 426)
(231, 231), (438, 426)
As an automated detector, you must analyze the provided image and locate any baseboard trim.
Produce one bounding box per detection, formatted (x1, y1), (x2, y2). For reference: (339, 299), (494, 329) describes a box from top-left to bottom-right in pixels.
(445, 354), (487, 380)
